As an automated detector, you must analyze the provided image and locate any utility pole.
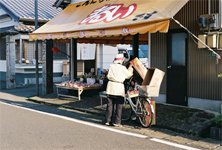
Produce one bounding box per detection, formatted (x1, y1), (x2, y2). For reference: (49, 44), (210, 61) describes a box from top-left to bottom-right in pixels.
(35, 0), (39, 96)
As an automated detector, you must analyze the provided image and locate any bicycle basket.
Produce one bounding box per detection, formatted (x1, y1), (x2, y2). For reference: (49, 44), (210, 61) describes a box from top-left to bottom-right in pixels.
(127, 89), (139, 98)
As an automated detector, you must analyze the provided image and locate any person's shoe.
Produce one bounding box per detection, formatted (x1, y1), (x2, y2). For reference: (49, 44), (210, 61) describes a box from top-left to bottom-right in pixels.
(113, 123), (123, 127)
(105, 122), (110, 126)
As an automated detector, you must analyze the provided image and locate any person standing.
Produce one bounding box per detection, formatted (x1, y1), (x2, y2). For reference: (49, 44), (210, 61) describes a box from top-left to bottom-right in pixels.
(105, 54), (133, 126)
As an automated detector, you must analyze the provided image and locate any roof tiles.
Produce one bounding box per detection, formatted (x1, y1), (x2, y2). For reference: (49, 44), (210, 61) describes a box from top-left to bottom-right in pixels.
(0, 0), (61, 22)
(14, 24), (35, 32)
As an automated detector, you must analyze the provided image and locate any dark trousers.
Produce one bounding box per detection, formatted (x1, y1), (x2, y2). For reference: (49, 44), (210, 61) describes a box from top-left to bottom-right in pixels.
(105, 95), (124, 124)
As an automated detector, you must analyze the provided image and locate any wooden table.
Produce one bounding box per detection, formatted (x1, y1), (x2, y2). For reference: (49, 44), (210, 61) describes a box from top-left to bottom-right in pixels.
(56, 84), (103, 100)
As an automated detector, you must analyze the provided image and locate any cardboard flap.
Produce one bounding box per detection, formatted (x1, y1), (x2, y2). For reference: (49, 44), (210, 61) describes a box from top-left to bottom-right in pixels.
(140, 68), (165, 97)
(142, 69), (154, 85)
(142, 68), (165, 87)
(130, 57), (147, 80)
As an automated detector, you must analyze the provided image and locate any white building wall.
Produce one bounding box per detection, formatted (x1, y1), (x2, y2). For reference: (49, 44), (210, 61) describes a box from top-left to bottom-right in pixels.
(102, 45), (118, 69)
(0, 60), (6, 72)
(96, 44), (132, 70)
(155, 94), (222, 114)
(54, 60), (65, 73)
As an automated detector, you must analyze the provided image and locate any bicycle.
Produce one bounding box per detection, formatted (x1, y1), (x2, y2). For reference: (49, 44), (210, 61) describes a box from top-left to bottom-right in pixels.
(122, 77), (155, 127)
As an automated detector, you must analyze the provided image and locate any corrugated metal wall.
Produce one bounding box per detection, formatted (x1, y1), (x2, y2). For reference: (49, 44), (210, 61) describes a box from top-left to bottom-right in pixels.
(151, 33), (167, 94)
(151, 0), (222, 100)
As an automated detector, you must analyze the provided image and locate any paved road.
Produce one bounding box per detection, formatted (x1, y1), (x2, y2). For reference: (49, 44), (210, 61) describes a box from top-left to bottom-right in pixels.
(0, 100), (200, 150)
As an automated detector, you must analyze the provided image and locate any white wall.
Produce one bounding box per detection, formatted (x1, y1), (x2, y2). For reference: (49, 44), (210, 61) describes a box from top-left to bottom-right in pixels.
(102, 45), (118, 69)
(188, 97), (222, 114)
(155, 94), (222, 114)
(96, 44), (133, 70)
(53, 60), (65, 73)
(0, 60), (6, 72)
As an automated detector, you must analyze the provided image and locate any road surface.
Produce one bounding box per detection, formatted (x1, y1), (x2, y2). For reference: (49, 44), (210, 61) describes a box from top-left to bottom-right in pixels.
(0, 100), (200, 150)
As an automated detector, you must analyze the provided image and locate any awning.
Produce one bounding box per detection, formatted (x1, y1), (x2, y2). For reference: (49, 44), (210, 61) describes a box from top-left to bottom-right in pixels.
(30, 0), (188, 41)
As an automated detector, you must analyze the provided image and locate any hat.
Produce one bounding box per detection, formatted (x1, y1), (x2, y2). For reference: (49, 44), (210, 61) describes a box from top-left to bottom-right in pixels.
(113, 54), (125, 64)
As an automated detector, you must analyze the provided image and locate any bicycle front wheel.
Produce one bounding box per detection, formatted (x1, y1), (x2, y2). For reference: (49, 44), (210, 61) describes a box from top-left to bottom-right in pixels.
(138, 98), (152, 127)
(122, 100), (133, 121)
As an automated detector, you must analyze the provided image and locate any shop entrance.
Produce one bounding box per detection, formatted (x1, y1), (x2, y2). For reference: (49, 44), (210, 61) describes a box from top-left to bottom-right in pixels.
(167, 31), (187, 106)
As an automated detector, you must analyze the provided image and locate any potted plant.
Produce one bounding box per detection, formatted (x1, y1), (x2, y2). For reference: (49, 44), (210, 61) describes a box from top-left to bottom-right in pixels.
(210, 115), (222, 140)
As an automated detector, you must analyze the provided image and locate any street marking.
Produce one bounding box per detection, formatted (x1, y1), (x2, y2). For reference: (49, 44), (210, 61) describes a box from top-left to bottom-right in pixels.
(150, 138), (201, 150)
(0, 101), (147, 139)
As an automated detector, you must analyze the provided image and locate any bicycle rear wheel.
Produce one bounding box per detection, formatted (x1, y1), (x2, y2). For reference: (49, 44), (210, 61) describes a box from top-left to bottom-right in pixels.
(122, 100), (133, 121)
(138, 98), (152, 127)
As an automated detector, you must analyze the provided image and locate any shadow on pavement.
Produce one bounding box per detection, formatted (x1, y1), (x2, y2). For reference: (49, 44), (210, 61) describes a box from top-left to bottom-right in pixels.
(0, 99), (104, 125)
(0, 85), (37, 98)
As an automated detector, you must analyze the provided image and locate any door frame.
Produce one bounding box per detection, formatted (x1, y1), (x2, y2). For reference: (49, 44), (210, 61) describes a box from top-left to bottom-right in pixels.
(166, 29), (188, 106)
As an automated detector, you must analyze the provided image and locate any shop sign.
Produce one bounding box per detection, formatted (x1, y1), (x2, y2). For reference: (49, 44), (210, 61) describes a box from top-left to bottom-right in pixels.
(80, 3), (137, 24)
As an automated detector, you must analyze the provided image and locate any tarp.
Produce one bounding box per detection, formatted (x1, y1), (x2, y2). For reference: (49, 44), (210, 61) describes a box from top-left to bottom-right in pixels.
(29, 0), (188, 41)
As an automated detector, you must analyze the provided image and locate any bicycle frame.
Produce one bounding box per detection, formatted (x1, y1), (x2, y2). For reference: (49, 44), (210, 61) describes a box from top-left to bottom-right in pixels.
(125, 93), (142, 116)
(125, 91), (154, 116)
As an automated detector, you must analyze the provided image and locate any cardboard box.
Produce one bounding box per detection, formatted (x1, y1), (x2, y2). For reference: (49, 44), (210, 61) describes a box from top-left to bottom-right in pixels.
(140, 68), (165, 97)
(150, 99), (156, 125)
(130, 57), (147, 80)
